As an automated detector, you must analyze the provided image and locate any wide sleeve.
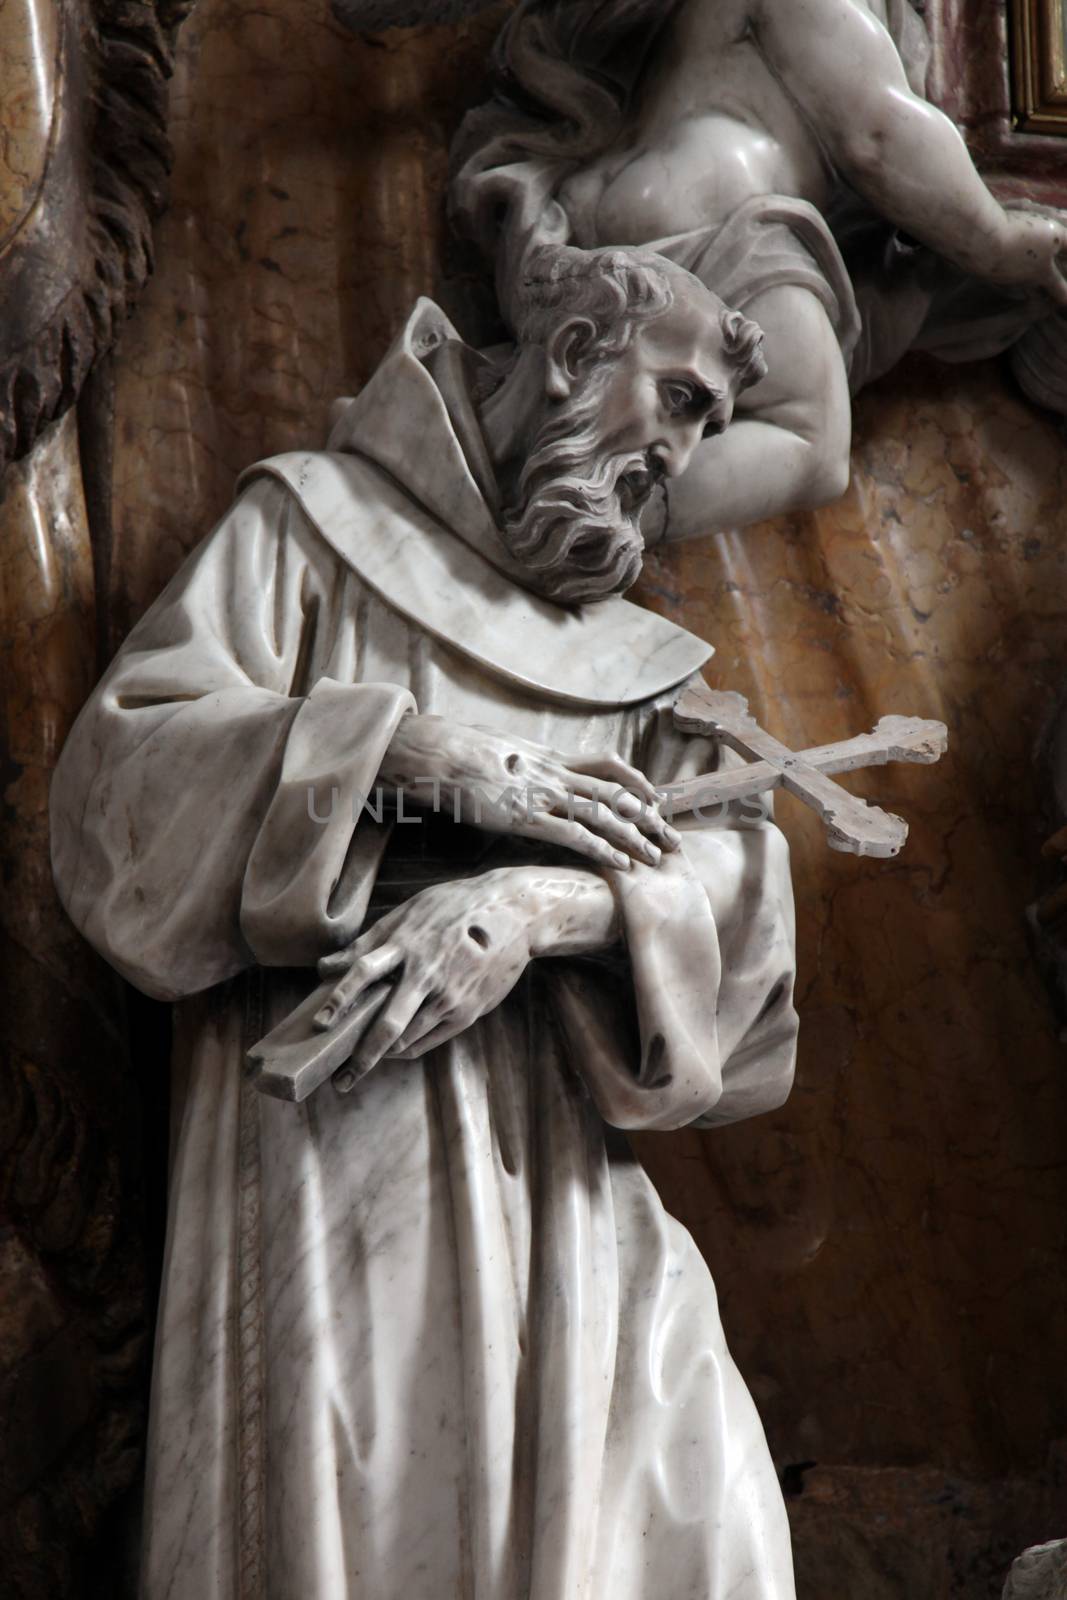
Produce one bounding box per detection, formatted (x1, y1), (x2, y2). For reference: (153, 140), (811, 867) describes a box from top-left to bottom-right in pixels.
(550, 702), (798, 1133)
(50, 477), (414, 1001)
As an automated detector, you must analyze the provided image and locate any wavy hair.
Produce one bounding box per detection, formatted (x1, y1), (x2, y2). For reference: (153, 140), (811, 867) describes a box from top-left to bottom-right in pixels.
(450, 1), (681, 265)
(516, 244), (676, 356)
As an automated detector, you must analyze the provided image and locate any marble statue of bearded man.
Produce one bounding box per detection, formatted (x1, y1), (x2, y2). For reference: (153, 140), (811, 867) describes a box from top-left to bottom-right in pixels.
(51, 244), (800, 1600)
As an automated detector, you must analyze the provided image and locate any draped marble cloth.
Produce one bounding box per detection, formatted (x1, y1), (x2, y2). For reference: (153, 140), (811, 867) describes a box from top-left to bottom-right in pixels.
(51, 302), (799, 1600)
(452, 0), (1057, 408)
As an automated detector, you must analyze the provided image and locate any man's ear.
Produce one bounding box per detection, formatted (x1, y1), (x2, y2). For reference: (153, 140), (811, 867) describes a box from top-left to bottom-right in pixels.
(544, 317), (596, 400)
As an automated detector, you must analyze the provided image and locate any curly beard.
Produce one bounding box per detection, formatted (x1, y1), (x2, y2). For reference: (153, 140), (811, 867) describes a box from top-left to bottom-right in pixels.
(500, 366), (658, 605)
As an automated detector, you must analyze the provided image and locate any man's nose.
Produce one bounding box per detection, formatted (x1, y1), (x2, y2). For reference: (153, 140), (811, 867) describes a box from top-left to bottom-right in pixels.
(656, 398), (736, 477)
(654, 419), (707, 479)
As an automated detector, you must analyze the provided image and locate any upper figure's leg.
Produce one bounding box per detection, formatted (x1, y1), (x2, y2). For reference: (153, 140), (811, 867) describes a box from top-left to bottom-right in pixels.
(662, 283), (853, 542)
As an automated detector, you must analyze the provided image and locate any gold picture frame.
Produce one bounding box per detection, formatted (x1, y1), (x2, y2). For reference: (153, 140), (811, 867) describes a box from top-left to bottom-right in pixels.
(1011, 0), (1067, 134)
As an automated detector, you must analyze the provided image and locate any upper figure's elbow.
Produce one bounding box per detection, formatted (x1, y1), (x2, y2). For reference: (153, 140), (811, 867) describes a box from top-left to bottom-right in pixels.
(832, 71), (934, 177)
(798, 443), (850, 510)
(836, 117), (894, 184)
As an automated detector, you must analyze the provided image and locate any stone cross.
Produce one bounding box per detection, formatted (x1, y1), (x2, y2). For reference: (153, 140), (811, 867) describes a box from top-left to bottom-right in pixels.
(670, 678), (948, 859)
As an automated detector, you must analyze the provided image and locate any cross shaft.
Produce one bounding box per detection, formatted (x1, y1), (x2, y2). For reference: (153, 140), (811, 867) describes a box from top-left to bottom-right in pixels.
(671, 681), (947, 858)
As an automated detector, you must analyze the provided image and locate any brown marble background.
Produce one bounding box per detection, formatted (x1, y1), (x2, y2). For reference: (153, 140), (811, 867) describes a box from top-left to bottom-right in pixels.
(87, 0), (1067, 1584)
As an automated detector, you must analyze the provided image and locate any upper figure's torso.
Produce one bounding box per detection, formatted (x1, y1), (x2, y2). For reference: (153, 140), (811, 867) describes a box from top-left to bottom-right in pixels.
(558, 0), (835, 247)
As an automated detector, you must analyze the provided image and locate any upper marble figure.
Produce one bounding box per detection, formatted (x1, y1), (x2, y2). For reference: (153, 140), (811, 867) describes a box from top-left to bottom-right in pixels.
(451, 0), (1067, 539)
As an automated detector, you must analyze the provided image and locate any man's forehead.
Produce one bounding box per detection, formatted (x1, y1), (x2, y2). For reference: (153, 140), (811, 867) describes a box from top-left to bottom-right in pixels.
(637, 307), (736, 388)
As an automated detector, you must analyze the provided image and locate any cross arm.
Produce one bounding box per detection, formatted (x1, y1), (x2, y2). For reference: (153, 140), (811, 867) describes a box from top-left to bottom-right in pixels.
(670, 680), (947, 857)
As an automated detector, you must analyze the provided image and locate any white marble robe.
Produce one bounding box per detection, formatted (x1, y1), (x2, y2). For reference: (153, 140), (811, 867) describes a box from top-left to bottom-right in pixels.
(50, 303), (800, 1600)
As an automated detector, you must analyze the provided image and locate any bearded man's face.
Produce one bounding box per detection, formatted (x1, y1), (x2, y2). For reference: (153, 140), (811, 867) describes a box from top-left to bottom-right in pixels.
(500, 360), (655, 605)
(501, 289), (750, 604)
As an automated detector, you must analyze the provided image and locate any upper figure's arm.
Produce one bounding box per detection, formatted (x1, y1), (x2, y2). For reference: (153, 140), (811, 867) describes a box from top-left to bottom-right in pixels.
(751, 0), (1067, 295)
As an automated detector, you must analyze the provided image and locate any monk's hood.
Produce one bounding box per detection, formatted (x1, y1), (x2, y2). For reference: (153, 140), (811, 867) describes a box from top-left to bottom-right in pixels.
(239, 299), (713, 709)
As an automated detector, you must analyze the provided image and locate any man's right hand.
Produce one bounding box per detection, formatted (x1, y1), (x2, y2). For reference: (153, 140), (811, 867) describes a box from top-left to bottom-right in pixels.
(988, 212), (1067, 307)
(376, 712), (679, 871)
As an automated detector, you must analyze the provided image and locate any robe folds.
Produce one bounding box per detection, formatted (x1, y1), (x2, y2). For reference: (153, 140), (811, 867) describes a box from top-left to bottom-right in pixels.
(51, 300), (800, 1600)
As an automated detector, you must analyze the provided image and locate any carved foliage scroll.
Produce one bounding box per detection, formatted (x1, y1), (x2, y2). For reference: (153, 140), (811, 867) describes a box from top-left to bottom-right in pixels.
(0, 0), (194, 470)
(1, 0), (194, 1592)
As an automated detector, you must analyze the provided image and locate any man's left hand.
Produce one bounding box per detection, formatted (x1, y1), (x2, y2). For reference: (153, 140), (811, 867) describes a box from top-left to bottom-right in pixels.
(313, 869), (548, 1073)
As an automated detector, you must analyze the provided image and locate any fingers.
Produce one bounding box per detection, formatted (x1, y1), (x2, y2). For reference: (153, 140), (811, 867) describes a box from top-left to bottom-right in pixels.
(567, 751), (661, 807)
(1042, 224), (1067, 306)
(565, 773), (680, 851)
(395, 1009), (469, 1058)
(318, 947), (356, 978)
(532, 813), (644, 872)
(1047, 260), (1067, 309)
(333, 985), (434, 1093)
(351, 983), (430, 1073)
(564, 752), (680, 853)
(313, 942), (401, 1030)
(392, 993), (453, 1057)
(1028, 217), (1067, 306)
(567, 797), (664, 866)
(317, 916), (392, 980)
